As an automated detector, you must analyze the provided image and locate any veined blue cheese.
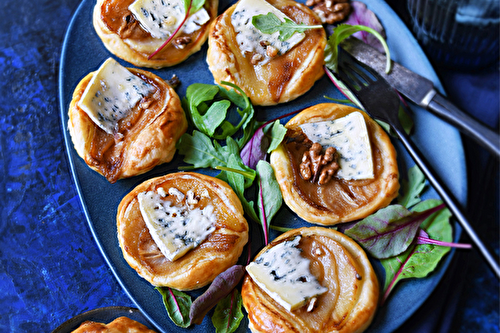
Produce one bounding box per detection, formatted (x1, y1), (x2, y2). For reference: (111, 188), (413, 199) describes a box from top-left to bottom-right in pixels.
(128, 0), (210, 39)
(77, 58), (155, 134)
(137, 187), (216, 261)
(246, 236), (328, 311)
(231, 0), (305, 63)
(299, 112), (374, 180)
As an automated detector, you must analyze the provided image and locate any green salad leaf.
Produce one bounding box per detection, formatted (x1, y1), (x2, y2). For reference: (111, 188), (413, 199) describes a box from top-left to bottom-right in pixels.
(211, 289), (244, 333)
(344, 203), (445, 259)
(183, 82), (255, 147)
(176, 130), (231, 169)
(252, 12), (322, 41)
(240, 120), (287, 169)
(223, 154), (260, 223)
(177, 131), (259, 222)
(266, 120), (288, 153)
(185, 0), (206, 15)
(322, 24), (391, 110)
(256, 160), (283, 244)
(398, 165), (427, 208)
(380, 199), (452, 304)
(156, 287), (192, 328)
(324, 24), (391, 74)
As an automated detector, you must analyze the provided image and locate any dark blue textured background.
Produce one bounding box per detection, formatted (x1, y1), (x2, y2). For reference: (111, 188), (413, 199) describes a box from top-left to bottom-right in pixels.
(0, 0), (498, 332)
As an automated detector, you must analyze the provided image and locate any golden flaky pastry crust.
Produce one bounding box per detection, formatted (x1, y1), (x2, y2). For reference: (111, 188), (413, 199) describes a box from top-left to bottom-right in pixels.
(242, 227), (379, 333)
(93, 0), (218, 68)
(71, 316), (157, 333)
(117, 172), (248, 291)
(68, 66), (187, 183)
(270, 103), (399, 225)
(207, 0), (326, 105)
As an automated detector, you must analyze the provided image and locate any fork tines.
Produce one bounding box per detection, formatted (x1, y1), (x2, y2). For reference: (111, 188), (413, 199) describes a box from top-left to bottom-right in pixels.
(338, 60), (376, 90)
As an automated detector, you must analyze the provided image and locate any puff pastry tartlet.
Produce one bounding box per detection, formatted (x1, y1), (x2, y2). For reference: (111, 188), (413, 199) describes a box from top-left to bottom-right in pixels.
(270, 103), (399, 225)
(68, 58), (187, 183)
(72, 316), (157, 333)
(242, 227), (379, 333)
(117, 172), (249, 291)
(93, 0), (218, 68)
(207, 0), (326, 105)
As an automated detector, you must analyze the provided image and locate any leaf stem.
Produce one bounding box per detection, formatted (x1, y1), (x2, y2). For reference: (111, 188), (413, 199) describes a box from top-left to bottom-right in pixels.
(258, 178), (269, 245)
(227, 290), (235, 331)
(215, 166), (254, 179)
(270, 225), (293, 232)
(292, 24), (323, 30)
(246, 239), (252, 266)
(416, 236), (472, 249)
(169, 287), (185, 322)
(355, 204), (445, 244)
(148, 0), (193, 60)
(381, 245), (417, 305)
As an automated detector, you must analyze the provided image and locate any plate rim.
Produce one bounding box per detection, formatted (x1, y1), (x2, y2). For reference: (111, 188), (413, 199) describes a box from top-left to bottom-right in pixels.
(58, 0), (466, 332)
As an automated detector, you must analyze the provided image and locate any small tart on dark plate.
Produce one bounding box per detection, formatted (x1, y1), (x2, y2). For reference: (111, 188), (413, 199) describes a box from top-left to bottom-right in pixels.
(68, 58), (187, 183)
(270, 103), (399, 225)
(71, 316), (157, 333)
(241, 227), (379, 333)
(117, 172), (249, 291)
(207, 0), (326, 106)
(93, 0), (218, 68)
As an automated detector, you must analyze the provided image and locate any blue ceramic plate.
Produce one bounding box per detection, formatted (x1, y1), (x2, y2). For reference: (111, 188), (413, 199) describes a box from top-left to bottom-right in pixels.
(51, 306), (156, 333)
(59, 0), (466, 332)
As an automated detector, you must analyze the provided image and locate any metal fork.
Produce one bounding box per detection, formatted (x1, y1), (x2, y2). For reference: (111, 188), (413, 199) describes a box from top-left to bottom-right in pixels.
(336, 53), (500, 278)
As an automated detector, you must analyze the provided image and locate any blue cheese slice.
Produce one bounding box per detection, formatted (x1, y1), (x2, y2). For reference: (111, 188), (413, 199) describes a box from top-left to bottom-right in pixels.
(128, 0), (210, 39)
(231, 0), (305, 63)
(246, 236), (328, 311)
(77, 58), (155, 134)
(299, 112), (374, 180)
(137, 187), (216, 261)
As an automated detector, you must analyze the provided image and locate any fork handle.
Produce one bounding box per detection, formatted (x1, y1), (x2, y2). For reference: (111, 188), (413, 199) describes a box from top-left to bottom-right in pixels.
(393, 125), (500, 278)
(428, 93), (500, 158)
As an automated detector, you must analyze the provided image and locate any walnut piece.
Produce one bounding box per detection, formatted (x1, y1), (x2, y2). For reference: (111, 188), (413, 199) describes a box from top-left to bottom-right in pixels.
(251, 53), (264, 65)
(172, 36), (192, 49)
(118, 14), (141, 38)
(248, 41), (280, 64)
(300, 142), (339, 185)
(266, 45), (279, 58)
(306, 0), (350, 24)
(167, 74), (181, 89)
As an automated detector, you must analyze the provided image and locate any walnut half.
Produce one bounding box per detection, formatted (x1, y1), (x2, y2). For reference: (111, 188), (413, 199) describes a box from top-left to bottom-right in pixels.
(299, 142), (339, 185)
(306, 0), (351, 24)
(172, 36), (192, 49)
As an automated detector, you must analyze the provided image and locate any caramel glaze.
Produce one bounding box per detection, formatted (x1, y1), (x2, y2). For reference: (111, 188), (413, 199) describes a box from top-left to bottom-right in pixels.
(99, 0), (215, 60)
(209, 0), (325, 105)
(242, 230), (370, 333)
(76, 71), (166, 183)
(284, 124), (384, 217)
(100, 0), (150, 39)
